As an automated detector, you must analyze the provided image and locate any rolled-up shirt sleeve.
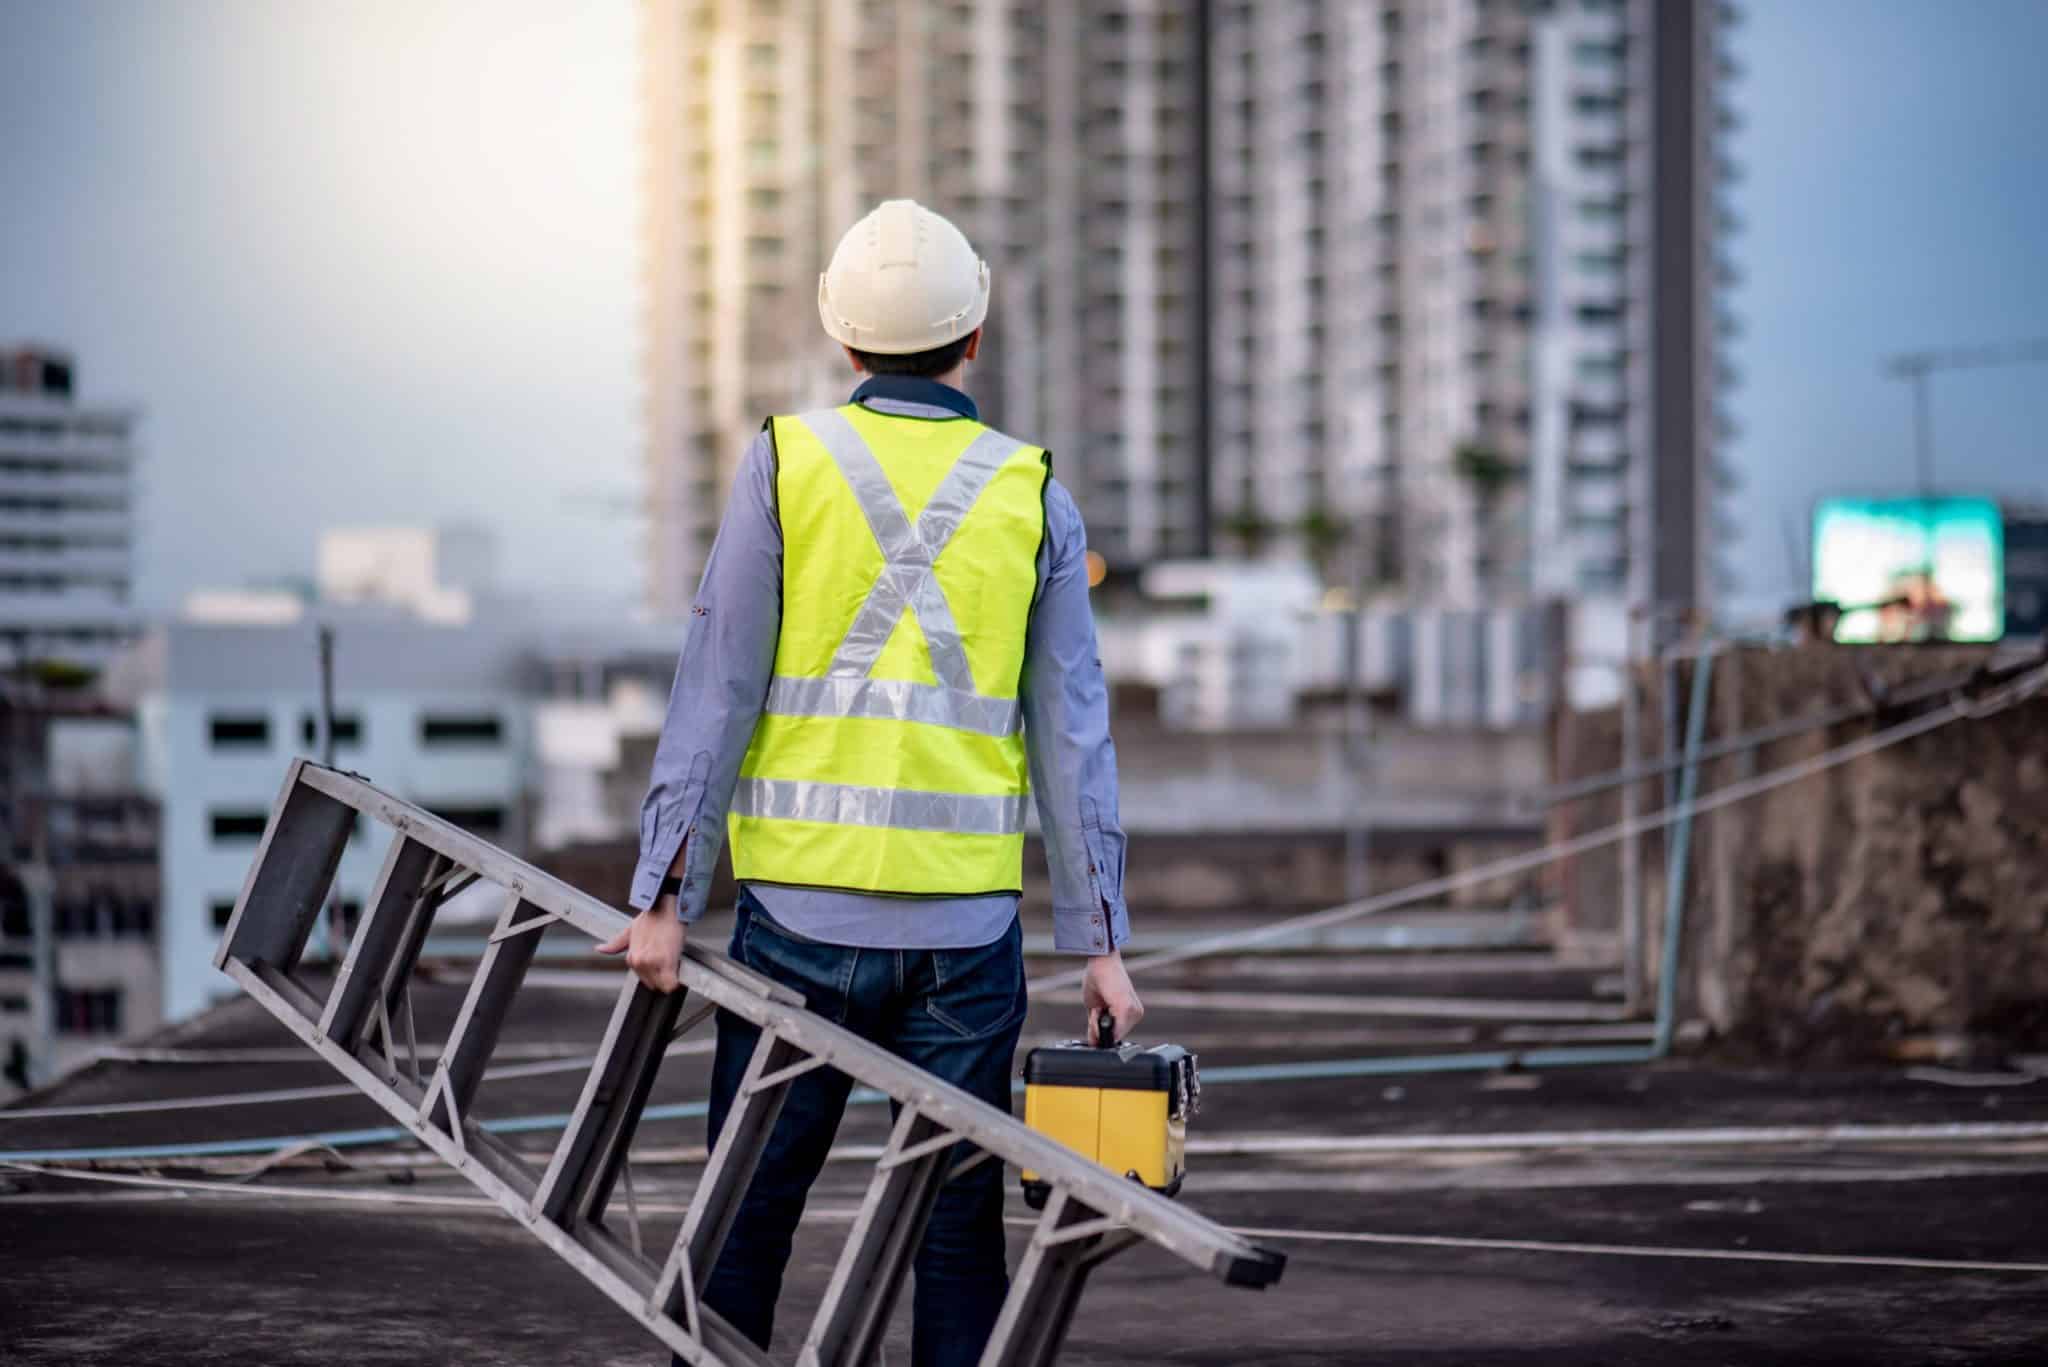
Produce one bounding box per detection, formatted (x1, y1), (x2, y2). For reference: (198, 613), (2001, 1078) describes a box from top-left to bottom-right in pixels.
(628, 430), (782, 922)
(1020, 478), (1131, 955)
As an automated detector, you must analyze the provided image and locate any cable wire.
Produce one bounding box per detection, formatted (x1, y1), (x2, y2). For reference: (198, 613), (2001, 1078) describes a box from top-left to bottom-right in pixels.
(1029, 659), (2048, 994)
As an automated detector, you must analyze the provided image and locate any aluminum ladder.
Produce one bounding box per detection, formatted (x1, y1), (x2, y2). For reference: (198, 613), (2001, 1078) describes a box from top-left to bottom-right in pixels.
(214, 761), (1284, 1366)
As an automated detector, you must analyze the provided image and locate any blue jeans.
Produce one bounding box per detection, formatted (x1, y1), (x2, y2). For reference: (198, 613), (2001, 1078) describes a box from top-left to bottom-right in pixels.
(677, 890), (1027, 1367)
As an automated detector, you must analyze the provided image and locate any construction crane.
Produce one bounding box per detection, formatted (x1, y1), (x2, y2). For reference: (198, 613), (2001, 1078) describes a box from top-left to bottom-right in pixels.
(1883, 337), (2048, 501)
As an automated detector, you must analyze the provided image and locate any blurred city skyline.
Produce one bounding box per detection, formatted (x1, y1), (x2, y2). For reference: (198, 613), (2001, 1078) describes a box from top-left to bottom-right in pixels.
(3, 0), (2046, 623)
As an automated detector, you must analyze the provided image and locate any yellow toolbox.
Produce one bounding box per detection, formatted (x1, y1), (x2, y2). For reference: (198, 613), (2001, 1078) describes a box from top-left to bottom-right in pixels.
(1019, 1014), (1200, 1209)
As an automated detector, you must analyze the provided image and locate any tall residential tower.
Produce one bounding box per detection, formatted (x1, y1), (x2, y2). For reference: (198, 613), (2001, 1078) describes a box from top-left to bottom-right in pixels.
(639, 0), (1736, 619)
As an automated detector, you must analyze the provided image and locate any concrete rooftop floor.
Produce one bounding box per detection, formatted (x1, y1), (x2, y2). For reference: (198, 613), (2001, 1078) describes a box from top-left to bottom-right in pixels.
(6, 906), (2048, 1365)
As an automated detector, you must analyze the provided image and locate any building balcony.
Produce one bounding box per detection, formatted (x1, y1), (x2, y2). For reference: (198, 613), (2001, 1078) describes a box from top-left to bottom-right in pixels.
(0, 546), (131, 579)
(0, 509), (133, 541)
(0, 433), (134, 464)
(0, 469), (131, 502)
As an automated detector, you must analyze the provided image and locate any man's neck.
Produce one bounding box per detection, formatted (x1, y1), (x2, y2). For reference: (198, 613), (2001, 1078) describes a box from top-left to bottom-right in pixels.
(850, 372), (979, 422)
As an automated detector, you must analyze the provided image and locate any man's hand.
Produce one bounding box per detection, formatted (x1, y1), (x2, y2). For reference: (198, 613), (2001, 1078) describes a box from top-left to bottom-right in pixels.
(1082, 949), (1143, 1045)
(597, 901), (688, 994)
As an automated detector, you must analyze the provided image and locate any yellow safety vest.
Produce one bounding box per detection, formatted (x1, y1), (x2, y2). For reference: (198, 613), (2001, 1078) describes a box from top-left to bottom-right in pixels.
(729, 403), (1050, 896)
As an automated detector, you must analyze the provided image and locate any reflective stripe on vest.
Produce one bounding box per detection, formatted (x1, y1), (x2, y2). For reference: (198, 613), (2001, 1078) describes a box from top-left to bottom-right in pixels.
(731, 404), (1047, 897)
(732, 777), (1028, 836)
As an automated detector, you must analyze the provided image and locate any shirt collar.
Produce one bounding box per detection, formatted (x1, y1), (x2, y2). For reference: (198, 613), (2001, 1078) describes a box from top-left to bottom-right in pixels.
(850, 374), (979, 422)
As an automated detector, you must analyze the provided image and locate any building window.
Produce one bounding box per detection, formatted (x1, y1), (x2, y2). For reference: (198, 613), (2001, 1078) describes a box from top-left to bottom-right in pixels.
(209, 715), (270, 748)
(52, 890), (154, 939)
(432, 806), (507, 839)
(54, 986), (123, 1036)
(210, 810), (269, 842)
(301, 713), (364, 748)
(211, 899), (237, 930)
(419, 715), (502, 746)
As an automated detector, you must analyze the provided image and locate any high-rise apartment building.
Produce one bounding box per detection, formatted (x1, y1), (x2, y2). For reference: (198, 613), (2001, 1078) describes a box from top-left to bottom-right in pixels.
(640, 0), (1734, 618)
(1209, 0), (1734, 611)
(641, 0), (1209, 616)
(0, 347), (142, 668)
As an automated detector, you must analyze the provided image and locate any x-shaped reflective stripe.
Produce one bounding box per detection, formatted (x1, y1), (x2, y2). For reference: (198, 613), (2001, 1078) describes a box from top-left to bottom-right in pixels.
(802, 408), (1026, 695)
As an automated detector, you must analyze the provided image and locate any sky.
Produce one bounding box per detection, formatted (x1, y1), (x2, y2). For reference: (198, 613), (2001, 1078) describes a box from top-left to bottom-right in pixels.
(2, 0), (2045, 623)
(0, 0), (641, 617)
(1730, 0), (2048, 611)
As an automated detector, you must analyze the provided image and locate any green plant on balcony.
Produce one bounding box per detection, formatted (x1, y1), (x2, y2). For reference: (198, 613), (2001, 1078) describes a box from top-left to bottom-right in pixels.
(1221, 503), (1277, 556)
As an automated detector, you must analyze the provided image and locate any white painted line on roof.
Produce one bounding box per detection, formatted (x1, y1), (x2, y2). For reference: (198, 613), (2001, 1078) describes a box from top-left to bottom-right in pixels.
(11, 1163), (2048, 1276)
(1175, 1121), (2048, 1155)
(0, 1039), (714, 1121)
(1215, 1224), (2048, 1275)
(1036, 988), (1636, 1022)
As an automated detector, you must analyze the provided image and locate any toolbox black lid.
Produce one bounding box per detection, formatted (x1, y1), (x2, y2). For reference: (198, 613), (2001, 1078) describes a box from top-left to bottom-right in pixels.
(1024, 1041), (1187, 1092)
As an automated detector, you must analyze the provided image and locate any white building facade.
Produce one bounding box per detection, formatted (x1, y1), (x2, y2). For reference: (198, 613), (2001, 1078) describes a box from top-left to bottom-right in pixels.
(134, 620), (536, 1021)
(0, 346), (142, 669)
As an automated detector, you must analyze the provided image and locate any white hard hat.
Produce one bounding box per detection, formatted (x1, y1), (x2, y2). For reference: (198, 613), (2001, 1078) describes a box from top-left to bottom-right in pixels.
(818, 200), (990, 355)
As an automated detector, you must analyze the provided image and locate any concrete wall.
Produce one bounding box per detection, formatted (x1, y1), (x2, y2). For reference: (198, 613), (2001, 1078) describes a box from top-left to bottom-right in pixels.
(1555, 645), (2048, 1058)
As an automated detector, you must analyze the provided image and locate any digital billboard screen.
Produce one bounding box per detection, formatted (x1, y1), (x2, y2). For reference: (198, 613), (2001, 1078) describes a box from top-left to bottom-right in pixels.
(1812, 496), (2005, 643)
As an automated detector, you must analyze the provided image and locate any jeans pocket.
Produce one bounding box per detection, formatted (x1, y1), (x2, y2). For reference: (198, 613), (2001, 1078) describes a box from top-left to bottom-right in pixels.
(926, 921), (1027, 1041)
(740, 906), (852, 1023)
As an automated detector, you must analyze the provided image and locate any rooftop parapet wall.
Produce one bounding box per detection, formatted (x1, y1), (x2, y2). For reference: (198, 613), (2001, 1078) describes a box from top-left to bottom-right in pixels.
(1553, 644), (2048, 1059)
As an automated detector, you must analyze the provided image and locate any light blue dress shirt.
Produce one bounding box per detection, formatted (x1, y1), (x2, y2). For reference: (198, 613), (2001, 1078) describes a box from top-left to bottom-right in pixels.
(629, 376), (1130, 956)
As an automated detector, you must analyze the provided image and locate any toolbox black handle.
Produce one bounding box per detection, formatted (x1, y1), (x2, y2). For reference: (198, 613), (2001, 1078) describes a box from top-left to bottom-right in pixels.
(1095, 1009), (1117, 1048)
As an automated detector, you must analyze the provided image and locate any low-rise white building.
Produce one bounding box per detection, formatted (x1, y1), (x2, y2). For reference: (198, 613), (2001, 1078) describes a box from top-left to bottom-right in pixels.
(120, 617), (537, 1022)
(1098, 559), (1564, 732)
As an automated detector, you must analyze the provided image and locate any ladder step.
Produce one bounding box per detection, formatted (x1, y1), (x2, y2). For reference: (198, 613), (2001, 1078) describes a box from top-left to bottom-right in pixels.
(321, 836), (447, 1049)
(573, 1220), (777, 1367)
(215, 759), (354, 978)
(533, 978), (685, 1229)
(426, 889), (550, 1133)
(801, 1106), (959, 1367)
(651, 1025), (810, 1327)
(977, 1191), (1118, 1367)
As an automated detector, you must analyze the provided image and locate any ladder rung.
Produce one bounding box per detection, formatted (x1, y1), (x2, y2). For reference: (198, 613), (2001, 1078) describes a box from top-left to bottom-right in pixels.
(215, 759), (354, 977)
(532, 978), (685, 1228)
(576, 1220), (776, 1367)
(977, 1190), (1122, 1367)
(427, 889), (547, 1132)
(320, 836), (445, 1049)
(801, 1106), (956, 1367)
(651, 1026), (808, 1326)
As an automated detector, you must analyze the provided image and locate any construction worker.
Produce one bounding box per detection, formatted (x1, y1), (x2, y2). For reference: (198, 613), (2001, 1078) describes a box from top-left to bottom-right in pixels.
(600, 199), (1142, 1366)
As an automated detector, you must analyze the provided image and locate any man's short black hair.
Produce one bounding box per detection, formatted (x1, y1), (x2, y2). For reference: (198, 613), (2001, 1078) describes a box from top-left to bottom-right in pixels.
(850, 332), (974, 379)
